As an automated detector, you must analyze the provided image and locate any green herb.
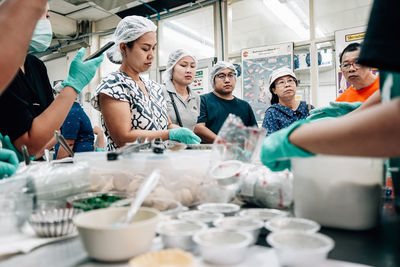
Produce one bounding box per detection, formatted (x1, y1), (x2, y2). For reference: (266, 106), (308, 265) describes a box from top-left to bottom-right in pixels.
(72, 194), (124, 211)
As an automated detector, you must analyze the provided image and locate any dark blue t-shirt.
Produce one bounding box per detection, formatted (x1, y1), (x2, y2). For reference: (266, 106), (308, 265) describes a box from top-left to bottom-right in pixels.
(197, 92), (257, 135)
(55, 102), (94, 156)
(262, 101), (314, 135)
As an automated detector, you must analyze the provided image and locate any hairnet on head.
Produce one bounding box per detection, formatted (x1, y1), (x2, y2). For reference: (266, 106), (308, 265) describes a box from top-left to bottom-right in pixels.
(162, 49), (198, 83)
(209, 61), (237, 89)
(106, 15), (157, 64)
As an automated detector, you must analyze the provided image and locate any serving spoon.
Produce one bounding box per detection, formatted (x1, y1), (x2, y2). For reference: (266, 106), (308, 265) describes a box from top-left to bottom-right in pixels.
(112, 169), (160, 228)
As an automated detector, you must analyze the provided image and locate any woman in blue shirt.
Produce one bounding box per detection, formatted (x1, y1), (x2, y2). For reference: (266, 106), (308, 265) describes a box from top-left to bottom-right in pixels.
(262, 67), (313, 135)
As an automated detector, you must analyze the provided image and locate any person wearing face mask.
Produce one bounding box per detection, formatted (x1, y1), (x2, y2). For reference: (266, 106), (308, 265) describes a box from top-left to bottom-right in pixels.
(0, 0), (48, 94)
(92, 16), (200, 151)
(162, 49), (200, 131)
(0, 3), (103, 163)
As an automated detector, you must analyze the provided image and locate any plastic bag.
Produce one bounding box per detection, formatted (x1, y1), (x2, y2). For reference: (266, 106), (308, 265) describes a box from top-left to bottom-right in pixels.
(238, 164), (293, 209)
(212, 114), (266, 163)
(76, 150), (212, 207)
(15, 161), (90, 201)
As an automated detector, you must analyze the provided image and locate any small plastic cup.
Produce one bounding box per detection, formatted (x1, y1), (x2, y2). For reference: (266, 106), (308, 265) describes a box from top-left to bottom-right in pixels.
(267, 230), (334, 266)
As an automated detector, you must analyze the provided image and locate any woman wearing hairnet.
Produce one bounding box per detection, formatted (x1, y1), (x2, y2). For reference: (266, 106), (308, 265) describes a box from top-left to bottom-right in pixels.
(0, 3), (103, 172)
(262, 67), (314, 135)
(91, 16), (200, 151)
(162, 49), (200, 131)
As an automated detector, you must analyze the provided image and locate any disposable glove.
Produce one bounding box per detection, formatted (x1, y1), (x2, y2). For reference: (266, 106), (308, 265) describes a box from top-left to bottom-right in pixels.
(0, 149), (19, 179)
(260, 119), (314, 171)
(62, 47), (104, 94)
(307, 101), (362, 121)
(169, 128), (201, 144)
(0, 133), (23, 162)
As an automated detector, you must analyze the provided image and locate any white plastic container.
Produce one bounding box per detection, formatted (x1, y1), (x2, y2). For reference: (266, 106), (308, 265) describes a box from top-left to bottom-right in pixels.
(267, 230), (334, 267)
(292, 155), (383, 230)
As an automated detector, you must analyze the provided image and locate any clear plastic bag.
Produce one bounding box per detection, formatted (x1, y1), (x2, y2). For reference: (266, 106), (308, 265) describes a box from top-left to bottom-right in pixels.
(15, 161), (90, 201)
(212, 114), (266, 163)
(238, 164), (293, 209)
(76, 150), (212, 207)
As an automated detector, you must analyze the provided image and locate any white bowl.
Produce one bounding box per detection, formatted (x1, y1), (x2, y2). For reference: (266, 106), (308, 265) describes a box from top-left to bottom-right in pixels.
(197, 203), (240, 216)
(209, 160), (243, 185)
(267, 230), (334, 266)
(193, 229), (253, 265)
(156, 220), (207, 251)
(265, 217), (320, 233)
(213, 216), (264, 245)
(239, 208), (289, 221)
(73, 207), (160, 262)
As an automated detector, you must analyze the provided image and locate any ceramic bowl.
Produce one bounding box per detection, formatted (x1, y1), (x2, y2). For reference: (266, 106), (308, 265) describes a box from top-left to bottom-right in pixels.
(73, 207), (160, 262)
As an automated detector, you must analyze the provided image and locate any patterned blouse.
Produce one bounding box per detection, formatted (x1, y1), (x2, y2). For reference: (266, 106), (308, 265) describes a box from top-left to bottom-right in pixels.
(262, 101), (314, 136)
(92, 70), (168, 151)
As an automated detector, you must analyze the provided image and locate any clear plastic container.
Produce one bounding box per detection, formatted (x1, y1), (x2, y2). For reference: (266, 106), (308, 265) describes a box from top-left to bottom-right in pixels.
(265, 217), (320, 233)
(267, 230), (334, 266)
(292, 155), (383, 230)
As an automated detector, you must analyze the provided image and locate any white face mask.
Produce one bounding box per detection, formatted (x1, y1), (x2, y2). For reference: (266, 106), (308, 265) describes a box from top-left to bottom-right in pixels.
(29, 19), (53, 53)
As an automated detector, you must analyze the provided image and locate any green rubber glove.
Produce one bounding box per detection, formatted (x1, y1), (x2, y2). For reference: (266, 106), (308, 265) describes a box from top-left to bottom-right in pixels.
(169, 128), (201, 144)
(307, 101), (362, 121)
(260, 119), (314, 171)
(61, 47), (104, 94)
(0, 133), (24, 162)
(0, 148), (19, 179)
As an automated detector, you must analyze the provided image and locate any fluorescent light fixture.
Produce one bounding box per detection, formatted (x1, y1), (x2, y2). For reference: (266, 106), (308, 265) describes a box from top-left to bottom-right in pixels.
(263, 0), (309, 39)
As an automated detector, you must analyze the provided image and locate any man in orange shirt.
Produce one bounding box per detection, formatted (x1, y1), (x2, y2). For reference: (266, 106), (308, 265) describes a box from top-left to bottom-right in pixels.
(336, 43), (379, 102)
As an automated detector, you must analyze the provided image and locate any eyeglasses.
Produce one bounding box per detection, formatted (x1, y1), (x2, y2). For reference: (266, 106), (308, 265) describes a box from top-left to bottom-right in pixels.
(216, 73), (236, 80)
(340, 61), (362, 71)
(276, 78), (296, 87)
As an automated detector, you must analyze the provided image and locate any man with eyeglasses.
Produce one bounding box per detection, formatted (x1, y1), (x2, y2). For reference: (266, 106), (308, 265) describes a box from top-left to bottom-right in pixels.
(336, 42), (379, 102)
(194, 61), (257, 143)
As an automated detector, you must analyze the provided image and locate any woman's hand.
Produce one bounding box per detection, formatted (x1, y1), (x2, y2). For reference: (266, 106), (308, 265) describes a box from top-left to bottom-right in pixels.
(169, 128), (201, 144)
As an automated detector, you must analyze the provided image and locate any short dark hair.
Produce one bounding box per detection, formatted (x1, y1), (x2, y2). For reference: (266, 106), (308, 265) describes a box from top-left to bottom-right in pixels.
(339, 43), (361, 64)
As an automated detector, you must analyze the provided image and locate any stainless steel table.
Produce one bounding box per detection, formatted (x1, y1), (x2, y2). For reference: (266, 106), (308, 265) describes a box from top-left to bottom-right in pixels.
(1, 201), (398, 267)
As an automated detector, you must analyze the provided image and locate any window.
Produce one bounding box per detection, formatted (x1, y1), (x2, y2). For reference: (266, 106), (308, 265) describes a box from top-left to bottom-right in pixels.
(228, 0), (310, 54)
(158, 6), (215, 66)
(314, 0), (373, 38)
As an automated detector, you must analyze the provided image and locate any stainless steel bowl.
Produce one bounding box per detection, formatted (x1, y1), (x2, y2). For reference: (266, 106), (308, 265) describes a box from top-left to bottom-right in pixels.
(193, 229), (253, 265)
(156, 220), (207, 251)
(29, 208), (81, 237)
(213, 216), (264, 244)
(197, 203), (240, 216)
(177, 210), (223, 227)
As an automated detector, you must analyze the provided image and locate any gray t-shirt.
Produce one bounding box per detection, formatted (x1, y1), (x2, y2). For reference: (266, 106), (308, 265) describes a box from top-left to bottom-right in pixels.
(162, 80), (201, 131)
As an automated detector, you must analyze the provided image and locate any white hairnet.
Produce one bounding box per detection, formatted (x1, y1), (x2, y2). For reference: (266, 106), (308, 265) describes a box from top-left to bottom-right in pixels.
(106, 15), (157, 64)
(162, 49), (198, 83)
(209, 61), (237, 89)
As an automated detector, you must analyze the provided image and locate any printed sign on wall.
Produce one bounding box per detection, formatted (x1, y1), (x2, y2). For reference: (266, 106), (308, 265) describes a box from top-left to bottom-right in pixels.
(241, 43), (293, 123)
